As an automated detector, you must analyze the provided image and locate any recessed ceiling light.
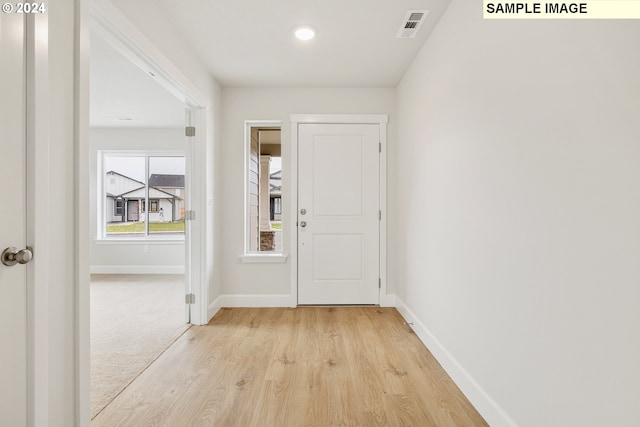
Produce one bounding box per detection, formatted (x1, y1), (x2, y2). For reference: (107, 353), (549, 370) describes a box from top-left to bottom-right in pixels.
(293, 25), (316, 41)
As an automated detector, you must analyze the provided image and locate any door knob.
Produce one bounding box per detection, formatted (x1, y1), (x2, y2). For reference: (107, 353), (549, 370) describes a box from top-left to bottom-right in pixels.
(2, 246), (33, 267)
(300, 221), (307, 228)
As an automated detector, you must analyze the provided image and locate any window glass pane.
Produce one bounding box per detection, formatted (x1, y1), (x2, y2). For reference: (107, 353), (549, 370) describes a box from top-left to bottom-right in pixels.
(114, 199), (125, 216)
(148, 156), (185, 236)
(249, 127), (282, 252)
(104, 156), (146, 237)
(267, 156), (282, 249)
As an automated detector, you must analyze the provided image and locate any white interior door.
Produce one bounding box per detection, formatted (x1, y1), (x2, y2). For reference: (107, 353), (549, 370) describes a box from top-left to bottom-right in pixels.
(0, 12), (28, 426)
(184, 108), (194, 323)
(298, 123), (380, 305)
(183, 106), (205, 324)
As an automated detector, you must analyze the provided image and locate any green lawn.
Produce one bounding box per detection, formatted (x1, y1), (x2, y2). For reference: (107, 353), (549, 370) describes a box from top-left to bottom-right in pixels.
(271, 222), (282, 230)
(106, 221), (185, 233)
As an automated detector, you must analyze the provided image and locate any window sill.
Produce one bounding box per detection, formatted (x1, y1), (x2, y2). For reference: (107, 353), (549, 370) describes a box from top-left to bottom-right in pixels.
(94, 238), (185, 245)
(239, 254), (288, 264)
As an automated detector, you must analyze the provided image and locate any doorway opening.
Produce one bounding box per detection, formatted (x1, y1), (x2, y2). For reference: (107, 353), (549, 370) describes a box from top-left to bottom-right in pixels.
(89, 27), (191, 419)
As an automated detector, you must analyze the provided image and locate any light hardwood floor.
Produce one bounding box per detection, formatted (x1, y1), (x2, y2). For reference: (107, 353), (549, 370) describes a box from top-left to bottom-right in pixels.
(93, 307), (488, 426)
(91, 274), (189, 419)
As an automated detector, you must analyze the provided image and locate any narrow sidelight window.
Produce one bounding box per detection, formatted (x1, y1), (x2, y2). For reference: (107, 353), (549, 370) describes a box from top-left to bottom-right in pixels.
(246, 123), (283, 253)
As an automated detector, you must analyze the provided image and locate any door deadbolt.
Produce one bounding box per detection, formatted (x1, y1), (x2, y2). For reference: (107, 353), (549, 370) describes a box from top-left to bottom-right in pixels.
(2, 246), (33, 267)
(300, 208), (307, 215)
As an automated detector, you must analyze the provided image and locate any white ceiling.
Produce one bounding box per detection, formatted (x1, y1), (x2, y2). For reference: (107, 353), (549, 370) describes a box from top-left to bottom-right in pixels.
(155, 0), (451, 87)
(90, 0), (450, 128)
(90, 33), (186, 128)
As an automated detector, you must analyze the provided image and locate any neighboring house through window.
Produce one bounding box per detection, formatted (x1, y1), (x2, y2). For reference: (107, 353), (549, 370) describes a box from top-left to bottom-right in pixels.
(100, 153), (186, 238)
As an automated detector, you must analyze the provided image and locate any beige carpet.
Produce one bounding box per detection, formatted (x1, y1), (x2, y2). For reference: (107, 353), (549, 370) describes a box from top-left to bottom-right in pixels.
(90, 274), (191, 419)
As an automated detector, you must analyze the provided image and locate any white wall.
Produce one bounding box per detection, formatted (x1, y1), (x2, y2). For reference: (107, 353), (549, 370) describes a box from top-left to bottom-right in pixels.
(221, 88), (396, 299)
(209, 85), (224, 308)
(90, 128), (185, 273)
(395, 1), (640, 426)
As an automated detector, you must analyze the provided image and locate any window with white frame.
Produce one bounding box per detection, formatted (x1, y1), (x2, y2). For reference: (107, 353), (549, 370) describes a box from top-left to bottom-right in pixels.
(100, 153), (186, 239)
(246, 124), (283, 253)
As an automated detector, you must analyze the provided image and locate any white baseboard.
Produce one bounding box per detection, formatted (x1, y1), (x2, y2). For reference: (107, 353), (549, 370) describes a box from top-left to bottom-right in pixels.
(395, 297), (518, 427)
(90, 265), (185, 275)
(214, 294), (296, 308)
(208, 293), (395, 321)
(380, 293), (396, 307)
(207, 295), (223, 322)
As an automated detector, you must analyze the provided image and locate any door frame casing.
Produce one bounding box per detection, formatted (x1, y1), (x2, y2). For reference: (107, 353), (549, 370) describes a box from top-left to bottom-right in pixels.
(289, 114), (390, 306)
(25, 11), (52, 425)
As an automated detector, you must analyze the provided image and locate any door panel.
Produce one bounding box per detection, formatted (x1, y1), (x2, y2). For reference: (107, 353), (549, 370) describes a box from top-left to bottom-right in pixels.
(298, 123), (379, 305)
(312, 135), (364, 216)
(0, 11), (28, 426)
(312, 234), (364, 280)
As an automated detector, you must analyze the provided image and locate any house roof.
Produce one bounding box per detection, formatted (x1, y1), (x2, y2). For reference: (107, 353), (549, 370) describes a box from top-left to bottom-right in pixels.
(149, 174), (185, 188)
(270, 184), (281, 195)
(106, 170), (145, 186)
(118, 186), (179, 200)
(113, 185), (144, 198)
(269, 169), (282, 195)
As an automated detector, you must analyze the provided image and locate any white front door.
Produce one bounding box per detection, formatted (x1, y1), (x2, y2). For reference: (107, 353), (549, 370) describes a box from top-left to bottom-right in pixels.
(298, 123), (380, 305)
(0, 12), (28, 426)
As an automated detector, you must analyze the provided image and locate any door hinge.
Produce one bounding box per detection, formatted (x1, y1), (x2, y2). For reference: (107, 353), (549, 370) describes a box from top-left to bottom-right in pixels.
(185, 293), (195, 304)
(379, 142), (382, 153)
(379, 278), (382, 289)
(379, 210), (382, 220)
(185, 126), (196, 137)
(185, 210), (196, 221)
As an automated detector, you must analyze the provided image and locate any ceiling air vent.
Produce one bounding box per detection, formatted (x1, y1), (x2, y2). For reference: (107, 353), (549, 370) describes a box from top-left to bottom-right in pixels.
(396, 10), (429, 39)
